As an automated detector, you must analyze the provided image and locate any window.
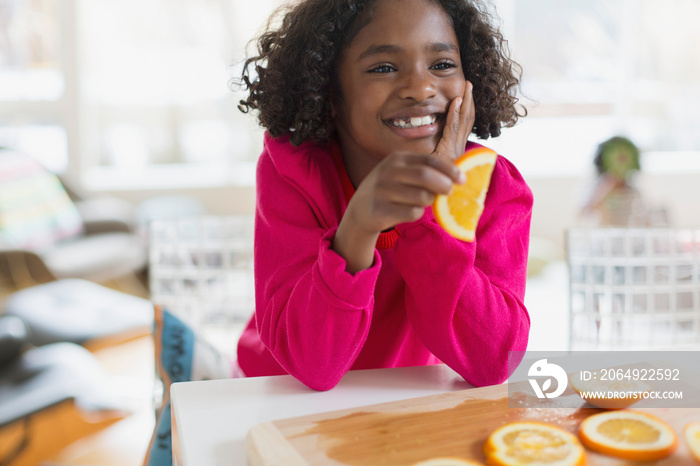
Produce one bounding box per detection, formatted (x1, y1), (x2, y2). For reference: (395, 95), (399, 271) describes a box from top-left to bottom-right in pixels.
(0, 0), (68, 173)
(1, 0), (283, 189)
(490, 0), (700, 176)
(2, 0), (698, 187)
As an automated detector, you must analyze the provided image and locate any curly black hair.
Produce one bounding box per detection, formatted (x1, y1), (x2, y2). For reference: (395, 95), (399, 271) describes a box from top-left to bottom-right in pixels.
(237, 0), (526, 147)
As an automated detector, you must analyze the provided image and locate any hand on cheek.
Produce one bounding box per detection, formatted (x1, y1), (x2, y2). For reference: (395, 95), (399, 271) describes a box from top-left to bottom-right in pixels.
(435, 80), (475, 162)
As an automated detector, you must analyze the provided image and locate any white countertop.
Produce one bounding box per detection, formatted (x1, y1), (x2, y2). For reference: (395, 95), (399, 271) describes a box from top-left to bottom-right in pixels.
(170, 364), (472, 466)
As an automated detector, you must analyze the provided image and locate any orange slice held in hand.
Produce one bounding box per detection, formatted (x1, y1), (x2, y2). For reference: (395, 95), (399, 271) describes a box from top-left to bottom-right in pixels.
(434, 146), (497, 242)
(483, 421), (586, 466)
(686, 422), (700, 464)
(578, 410), (678, 461)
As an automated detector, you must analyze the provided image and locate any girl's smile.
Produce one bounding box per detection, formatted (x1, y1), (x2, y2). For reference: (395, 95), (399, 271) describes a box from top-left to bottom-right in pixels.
(383, 110), (443, 139)
(332, 0), (466, 185)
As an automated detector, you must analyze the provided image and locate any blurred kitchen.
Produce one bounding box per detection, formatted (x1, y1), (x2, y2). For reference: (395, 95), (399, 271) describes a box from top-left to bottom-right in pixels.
(1, 0), (699, 464)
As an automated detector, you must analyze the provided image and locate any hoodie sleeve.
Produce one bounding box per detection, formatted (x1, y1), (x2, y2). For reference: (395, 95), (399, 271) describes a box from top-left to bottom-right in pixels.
(253, 148), (381, 391)
(393, 155), (533, 387)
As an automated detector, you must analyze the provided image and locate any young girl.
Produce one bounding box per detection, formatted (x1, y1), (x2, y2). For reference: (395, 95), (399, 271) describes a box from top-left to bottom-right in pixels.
(235, 0), (533, 391)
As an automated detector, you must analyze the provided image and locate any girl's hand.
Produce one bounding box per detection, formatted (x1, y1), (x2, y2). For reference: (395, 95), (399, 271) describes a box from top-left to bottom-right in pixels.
(434, 80), (475, 161)
(350, 152), (465, 233)
(334, 152), (464, 273)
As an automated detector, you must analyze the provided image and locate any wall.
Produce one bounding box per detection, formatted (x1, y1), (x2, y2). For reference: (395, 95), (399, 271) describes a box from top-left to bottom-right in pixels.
(103, 186), (256, 216)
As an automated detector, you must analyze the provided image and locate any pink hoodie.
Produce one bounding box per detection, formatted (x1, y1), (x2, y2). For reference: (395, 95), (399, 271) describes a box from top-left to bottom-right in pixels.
(236, 133), (533, 391)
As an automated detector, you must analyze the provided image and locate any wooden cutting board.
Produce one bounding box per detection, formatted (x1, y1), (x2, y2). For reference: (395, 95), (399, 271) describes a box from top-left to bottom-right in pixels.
(247, 381), (700, 465)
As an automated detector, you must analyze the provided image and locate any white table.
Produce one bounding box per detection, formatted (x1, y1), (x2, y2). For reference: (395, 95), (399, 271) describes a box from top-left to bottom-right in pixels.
(170, 364), (472, 466)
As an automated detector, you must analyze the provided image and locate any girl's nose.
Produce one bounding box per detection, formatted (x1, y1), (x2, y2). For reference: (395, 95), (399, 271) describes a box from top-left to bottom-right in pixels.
(397, 68), (437, 102)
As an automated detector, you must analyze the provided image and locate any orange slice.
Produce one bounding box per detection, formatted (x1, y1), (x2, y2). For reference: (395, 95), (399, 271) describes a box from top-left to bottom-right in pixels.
(434, 146), (497, 242)
(412, 458), (484, 466)
(483, 421), (586, 465)
(686, 422), (700, 464)
(568, 371), (651, 409)
(578, 410), (678, 461)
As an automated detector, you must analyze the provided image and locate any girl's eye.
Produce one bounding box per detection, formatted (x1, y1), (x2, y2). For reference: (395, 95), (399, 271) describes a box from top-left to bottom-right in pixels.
(431, 61), (457, 71)
(368, 64), (395, 74)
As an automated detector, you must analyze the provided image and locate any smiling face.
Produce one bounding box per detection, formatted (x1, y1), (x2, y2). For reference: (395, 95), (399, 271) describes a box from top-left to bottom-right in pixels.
(333, 0), (466, 183)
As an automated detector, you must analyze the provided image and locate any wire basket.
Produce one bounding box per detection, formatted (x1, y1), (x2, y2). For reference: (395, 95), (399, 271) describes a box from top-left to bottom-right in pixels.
(148, 215), (255, 334)
(566, 227), (700, 350)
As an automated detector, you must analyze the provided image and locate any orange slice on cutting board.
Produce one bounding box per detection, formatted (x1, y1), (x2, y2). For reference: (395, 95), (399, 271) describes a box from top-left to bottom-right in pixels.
(686, 422), (700, 464)
(434, 146), (497, 242)
(483, 421), (586, 466)
(579, 410), (678, 461)
(412, 457), (484, 466)
(568, 371), (651, 409)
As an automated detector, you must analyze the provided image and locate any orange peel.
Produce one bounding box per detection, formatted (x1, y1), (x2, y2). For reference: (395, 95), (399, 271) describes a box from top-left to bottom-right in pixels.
(578, 410), (678, 461)
(483, 421), (586, 466)
(685, 422), (700, 464)
(412, 457), (484, 466)
(434, 146), (497, 242)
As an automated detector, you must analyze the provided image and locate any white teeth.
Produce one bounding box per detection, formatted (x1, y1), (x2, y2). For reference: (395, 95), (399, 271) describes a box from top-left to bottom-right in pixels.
(391, 115), (437, 129)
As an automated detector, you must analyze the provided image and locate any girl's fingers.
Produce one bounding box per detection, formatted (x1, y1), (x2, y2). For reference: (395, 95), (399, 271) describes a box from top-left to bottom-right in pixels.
(370, 153), (465, 228)
(380, 183), (437, 207)
(361, 152), (467, 230)
(396, 153), (465, 187)
(435, 97), (463, 160)
(459, 81), (475, 140)
(396, 165), (453, 196)
(435, 81), (475, 160)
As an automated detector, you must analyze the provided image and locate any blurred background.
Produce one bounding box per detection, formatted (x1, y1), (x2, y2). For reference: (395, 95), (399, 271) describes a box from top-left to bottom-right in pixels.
(1, 0), (699, 464)
(2, 0), (699, 246)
